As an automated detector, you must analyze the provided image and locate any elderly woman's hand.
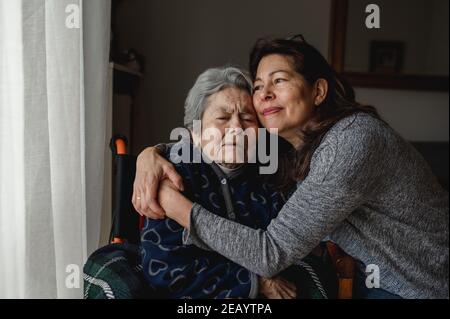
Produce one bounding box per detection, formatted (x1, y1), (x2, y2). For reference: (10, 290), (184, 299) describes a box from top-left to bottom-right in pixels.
(132, 146), (184, 219)
(158, 179), (193, 228)
(258, 276), (297, 299)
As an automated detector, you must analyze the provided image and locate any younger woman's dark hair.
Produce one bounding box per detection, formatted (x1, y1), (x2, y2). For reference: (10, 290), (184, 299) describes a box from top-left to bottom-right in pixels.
(250, 35), (382, 192)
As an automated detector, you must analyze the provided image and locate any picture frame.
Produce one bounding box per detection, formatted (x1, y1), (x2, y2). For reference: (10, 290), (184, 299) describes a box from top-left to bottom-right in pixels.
(369, 41), (405, 74)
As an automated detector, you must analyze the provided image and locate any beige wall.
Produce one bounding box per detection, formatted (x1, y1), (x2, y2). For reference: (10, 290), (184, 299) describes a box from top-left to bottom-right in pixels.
(356, 87), (449, 141)
(114, 0), (448, 155)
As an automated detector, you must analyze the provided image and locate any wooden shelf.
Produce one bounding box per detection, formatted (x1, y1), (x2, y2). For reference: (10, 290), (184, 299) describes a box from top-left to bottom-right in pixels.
(110, 62), (143, 96)
(111, 62), (143, 78)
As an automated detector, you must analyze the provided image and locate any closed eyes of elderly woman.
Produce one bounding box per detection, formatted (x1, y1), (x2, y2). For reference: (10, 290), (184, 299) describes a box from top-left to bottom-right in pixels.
(134, 36), (449, 299)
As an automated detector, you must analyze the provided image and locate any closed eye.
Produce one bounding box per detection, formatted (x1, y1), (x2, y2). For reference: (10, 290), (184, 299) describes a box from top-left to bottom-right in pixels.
(253, 84), (263, 91)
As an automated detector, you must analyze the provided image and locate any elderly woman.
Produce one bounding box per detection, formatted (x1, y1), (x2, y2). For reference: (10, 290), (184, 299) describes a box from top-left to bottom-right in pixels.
(134, 36), (448, 299)
(139, 66), (330, 299)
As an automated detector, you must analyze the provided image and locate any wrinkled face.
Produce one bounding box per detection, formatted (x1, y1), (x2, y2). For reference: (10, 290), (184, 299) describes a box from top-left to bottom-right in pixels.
(253, 54), (316, 147)
(192, 87), (258, 166)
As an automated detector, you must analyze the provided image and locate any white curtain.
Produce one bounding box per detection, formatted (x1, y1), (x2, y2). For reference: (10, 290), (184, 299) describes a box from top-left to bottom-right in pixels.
(0, 0), (111, 298)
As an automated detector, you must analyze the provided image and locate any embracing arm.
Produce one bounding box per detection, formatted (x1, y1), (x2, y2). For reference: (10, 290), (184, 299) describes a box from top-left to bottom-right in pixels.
(132, 144), (183, 218)
(166, 117), (388, 277)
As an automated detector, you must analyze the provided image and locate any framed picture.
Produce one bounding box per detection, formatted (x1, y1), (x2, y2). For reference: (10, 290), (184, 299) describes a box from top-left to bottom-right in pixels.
(369, 41), (405, 74)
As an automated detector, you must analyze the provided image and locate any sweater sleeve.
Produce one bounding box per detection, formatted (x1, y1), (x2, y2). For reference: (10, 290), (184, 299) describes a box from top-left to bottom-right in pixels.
(183, 116), (388, 277)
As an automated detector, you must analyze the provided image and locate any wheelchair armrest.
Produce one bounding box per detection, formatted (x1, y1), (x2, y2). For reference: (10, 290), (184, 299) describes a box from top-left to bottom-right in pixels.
(326, 241), (355, 299)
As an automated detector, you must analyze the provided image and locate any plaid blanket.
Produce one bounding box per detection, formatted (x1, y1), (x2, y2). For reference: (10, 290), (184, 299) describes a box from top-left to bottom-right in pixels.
(83, 243), (155, 299)
(83, 243), (337, 299)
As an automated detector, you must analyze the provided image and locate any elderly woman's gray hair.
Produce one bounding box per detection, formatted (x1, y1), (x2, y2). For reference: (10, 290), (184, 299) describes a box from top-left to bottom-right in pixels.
(184, 66), (253, 130)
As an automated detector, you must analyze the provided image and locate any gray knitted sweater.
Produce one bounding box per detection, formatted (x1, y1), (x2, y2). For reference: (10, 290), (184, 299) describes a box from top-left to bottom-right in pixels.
(184, 113), (449, 299)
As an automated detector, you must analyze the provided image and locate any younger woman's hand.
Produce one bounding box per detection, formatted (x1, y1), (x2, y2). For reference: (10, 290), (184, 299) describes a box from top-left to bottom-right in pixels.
(158, 180), (193, 228)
